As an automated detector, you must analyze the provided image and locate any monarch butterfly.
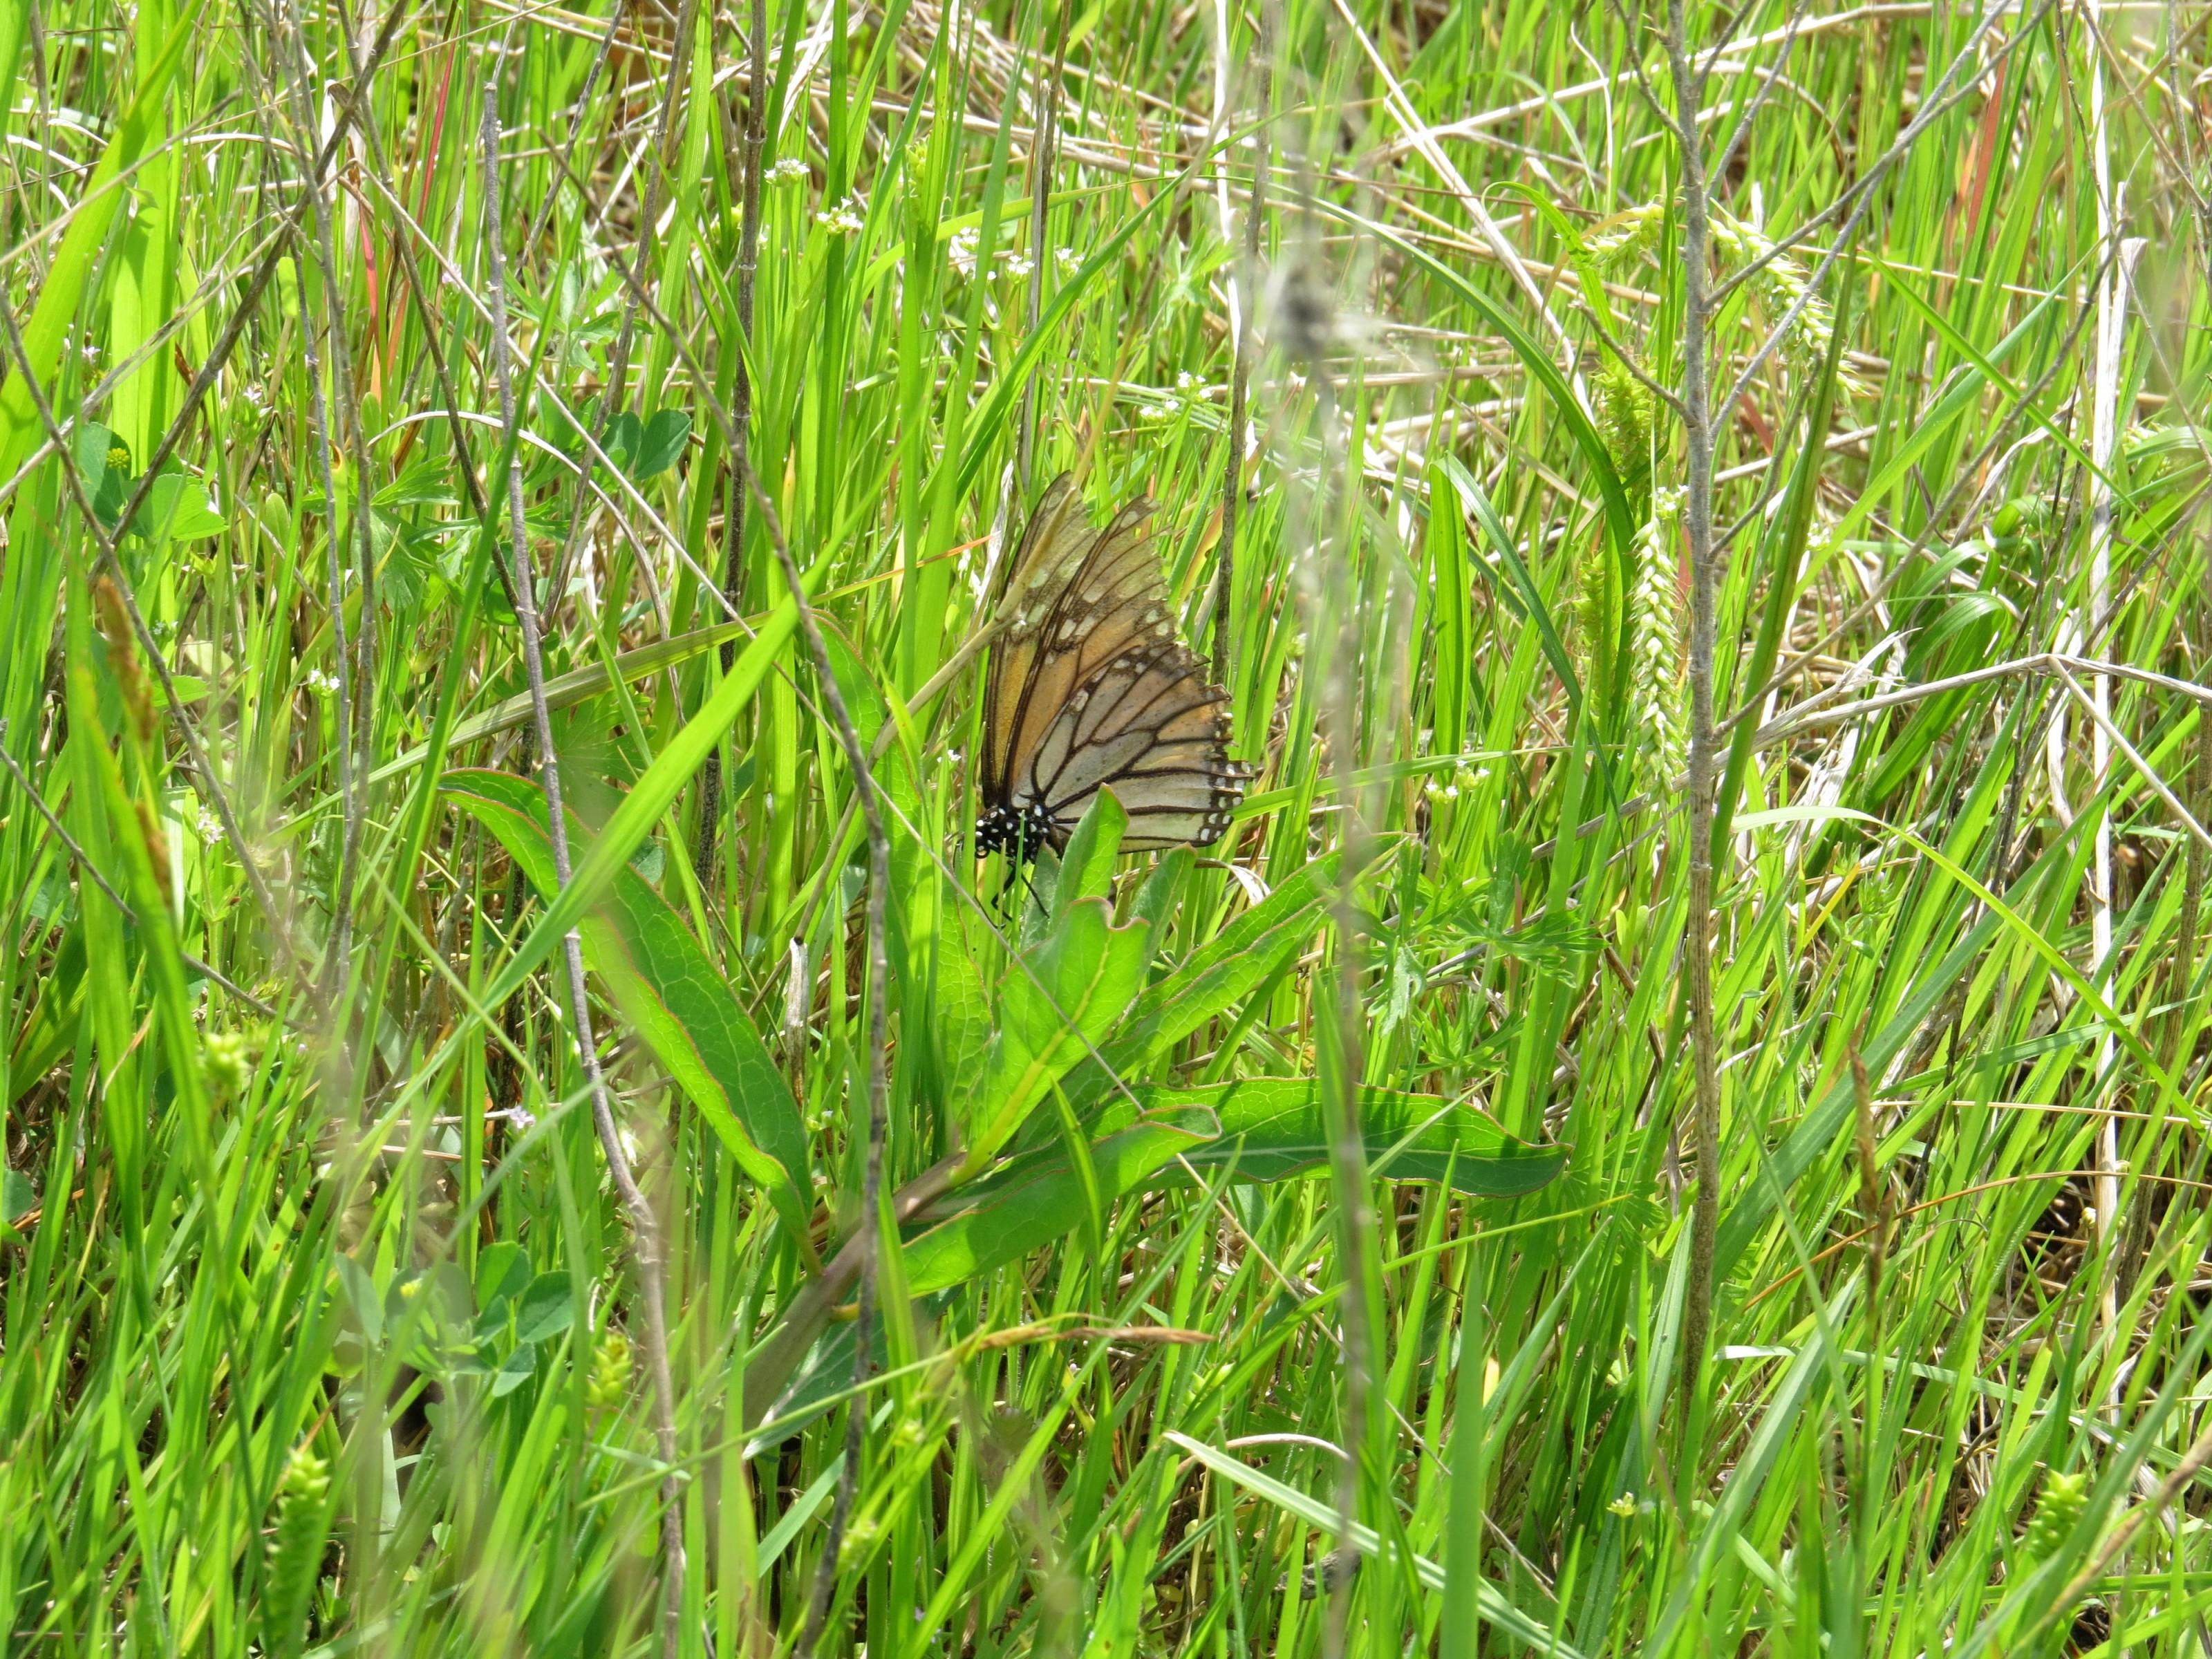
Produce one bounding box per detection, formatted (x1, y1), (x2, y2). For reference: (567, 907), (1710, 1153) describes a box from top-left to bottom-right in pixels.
(975, 474), (1253, 861)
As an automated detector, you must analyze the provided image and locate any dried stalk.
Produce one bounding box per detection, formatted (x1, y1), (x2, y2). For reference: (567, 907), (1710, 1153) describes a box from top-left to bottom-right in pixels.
(1016, 11), (1067, 496)
(695, 0), (771, 888)
(2084, 2), (2128, 1350)
(478, 82), (686, 1659)
(547, 0), (703, 612)
(270, 0), (379, 1001)
(1276, 102), (1377, 1655)
(1212, 1), (1268, 686)
(741, 465), (891, 1659)
(1663, 0), (1724, 1418)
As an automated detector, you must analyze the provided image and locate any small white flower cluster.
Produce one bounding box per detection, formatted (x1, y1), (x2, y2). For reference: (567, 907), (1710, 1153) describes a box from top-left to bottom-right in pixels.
(1139, 371), (1210, 422)
(765, 157), (810, 185)
(948, 225), (982, 276)
(189, 796), (224, 845)
(813, 193), (866, 234)
(1635, 487), (1687, 777)
(303, 668), (340, 697)
(1423, 763), (1490, 803)
(948, 227), (1063, 281)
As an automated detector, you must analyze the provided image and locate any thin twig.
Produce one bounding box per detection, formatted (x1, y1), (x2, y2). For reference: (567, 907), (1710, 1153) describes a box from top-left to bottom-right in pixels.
(478, 80), (686, 1659)
(2083, 9), (2129, 1369)
(1274, 82), (1376, 1659)
(270, 0), (376, 1001)
(1665, 0), (1725, 1425)
(1016, 10), (1066, 497)
(2050, 662), (2211, 852)
(745, 464), (891, 1659)
(694, 0), (771, 889)
(1212, 1), (1267, 685)
(550, 0), (704, 612)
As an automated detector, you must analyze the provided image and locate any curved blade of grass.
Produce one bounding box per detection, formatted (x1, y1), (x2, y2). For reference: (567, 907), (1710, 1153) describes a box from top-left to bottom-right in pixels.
(477, 582), (805, 1011)
(1438, 453), (1584, 715)
(368, 617), (762, 786)
(0, 0), (210, 476)
(1312, 194), (1636, 563)
(1165, 1432), (1586, 1658)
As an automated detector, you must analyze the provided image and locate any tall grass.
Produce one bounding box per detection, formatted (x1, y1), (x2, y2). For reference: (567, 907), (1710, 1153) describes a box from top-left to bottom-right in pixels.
(2, 0), (2209, 1653)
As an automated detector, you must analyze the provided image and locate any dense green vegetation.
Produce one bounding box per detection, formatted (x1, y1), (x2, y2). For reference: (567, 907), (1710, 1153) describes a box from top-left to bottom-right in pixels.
(3, 0), (2209, 1651)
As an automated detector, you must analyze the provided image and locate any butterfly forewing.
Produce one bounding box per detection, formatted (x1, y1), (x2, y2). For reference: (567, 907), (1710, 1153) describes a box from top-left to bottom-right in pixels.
(979, 474), (1253, 859)
(981, 476), (1093, 809)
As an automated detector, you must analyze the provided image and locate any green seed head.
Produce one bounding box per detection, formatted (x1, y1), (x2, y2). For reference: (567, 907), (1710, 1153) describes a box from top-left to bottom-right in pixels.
(1597, 356), (1654, 480)
(2025, 1468), (2092, 1562)
(585, 1329), (633, 1414)
(205, 1029), (252, 1096)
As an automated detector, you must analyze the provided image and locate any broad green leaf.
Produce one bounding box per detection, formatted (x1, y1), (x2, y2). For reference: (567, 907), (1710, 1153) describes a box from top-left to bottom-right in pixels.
(821, 628), (885, 747)
(965, 896), (1152, 1168)
(334, 1254), (382, 1348)
(632, 409), (692, 478)
(1053, 789), (1127, 919)
(446, 770), (814, 1241)
(72, 423), (131, 527)
(1127, 855), (1334, 1048)
(906, 1108), (1217, 1293)
(601, 411), (642, 472)
(1059, 854), (1336, 1114)
(1112, 1078), (1566, 1192)
(512, 1272), (576, 1344)
(131, 471), (225, 545)
(491, 1340), (538, 1397)
(933, 908), (994, 1106)
(1, 1167), (35, 1224)
(474, 1242), (529, 1323)
(906, 1078), (1564, 1294)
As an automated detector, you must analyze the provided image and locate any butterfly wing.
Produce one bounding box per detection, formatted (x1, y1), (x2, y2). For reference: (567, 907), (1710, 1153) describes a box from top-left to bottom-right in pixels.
(982, 474), (1252, 857)
(1024, 637), (1250, 850)
(981, 474), (1092, 814)
(998, 494), (1170, 794)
